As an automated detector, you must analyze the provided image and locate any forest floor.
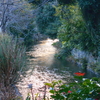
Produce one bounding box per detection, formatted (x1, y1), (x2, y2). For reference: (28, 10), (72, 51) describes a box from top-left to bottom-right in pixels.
(16, 38), (73, 100)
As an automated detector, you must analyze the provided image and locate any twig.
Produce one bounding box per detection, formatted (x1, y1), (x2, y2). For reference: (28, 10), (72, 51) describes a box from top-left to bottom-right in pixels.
(43, 85), (47, 100)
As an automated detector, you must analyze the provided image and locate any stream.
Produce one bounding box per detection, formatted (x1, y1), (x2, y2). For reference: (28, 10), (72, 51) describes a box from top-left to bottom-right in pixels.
(17, 38), (97, 100)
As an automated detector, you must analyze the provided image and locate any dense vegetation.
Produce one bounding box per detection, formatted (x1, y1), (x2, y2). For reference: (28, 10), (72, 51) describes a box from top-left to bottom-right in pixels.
(44, 73), (100, 100)
(54, 0), (100, 73)
(26, 0), (100, 59)
(36, 3), (61, 38)
(0, 0), (100, 99)
(1, 0), (100, 56)
(0, 34), (26, 99)
(57, 0), (100, 57)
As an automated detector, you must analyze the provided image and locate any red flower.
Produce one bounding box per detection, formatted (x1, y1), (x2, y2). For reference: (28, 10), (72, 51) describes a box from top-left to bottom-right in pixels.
(74, 72), (85, 76)
(68, 90), (72, 93)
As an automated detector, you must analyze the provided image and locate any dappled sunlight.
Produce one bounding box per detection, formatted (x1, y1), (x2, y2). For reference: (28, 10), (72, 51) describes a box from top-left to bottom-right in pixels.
(27, 38), (58, 67)
(16, 38), (96, 99)
(17, 66), (71, 99)
(17, 39), (72, 100)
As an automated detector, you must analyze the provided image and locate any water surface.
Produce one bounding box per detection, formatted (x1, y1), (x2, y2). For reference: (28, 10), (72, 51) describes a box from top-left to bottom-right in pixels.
(17, 38), (96, 99)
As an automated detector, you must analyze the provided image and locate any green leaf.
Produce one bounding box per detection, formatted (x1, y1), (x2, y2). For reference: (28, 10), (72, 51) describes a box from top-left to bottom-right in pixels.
(26, 96), (31, 100)
(45, 83), (53, 87)
(49, 90), (55, 94)
(74, 76), (83, 81)
(92, 77), (99, 82)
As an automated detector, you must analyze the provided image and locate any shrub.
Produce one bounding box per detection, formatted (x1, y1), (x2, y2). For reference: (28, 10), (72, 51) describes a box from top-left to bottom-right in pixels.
(0, 34), (27, 87)
(25, 72), (100, 100)
(55, 4), (86, 58)
(45, 73), (100, 100)
(57, 0), (100, 57)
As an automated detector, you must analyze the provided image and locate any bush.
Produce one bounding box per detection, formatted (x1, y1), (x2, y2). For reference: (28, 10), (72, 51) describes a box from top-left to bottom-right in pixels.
(0, 34), (27, 87)
(46, 73), (100, 100)
(78, 0), (100, 57)
(25, 72), (100, 100)
(57, 0), (100, 57)
(55, 4), (86, 58)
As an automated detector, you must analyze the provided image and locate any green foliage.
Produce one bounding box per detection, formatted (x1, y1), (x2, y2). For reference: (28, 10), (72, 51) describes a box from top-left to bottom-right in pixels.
(78, 32), (98, 57)
(0, 34), (27, 87)
(6, 1), (35, 47)
(56, 4), (86, 56)
(57, 0), (76, 5)
(25, 74), (100, 100)
(56, 0), (100, 58)
(9, 23), (35, 46)
(36, 3), (60, 38)
(77, 0), (100, 56)
(45, 18), (61, 38)
(55, 47), (72, 59)
(23, 25), (35, 46)
(78, 0), (100, 26)
(46, 76), (100, 100)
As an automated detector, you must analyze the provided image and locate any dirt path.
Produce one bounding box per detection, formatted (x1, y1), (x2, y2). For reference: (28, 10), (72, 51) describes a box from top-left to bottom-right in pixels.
(16, 38), (72, 100)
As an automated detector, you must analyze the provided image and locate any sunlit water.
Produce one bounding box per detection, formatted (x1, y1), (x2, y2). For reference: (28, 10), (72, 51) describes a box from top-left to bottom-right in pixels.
(17, 38), (96, 99)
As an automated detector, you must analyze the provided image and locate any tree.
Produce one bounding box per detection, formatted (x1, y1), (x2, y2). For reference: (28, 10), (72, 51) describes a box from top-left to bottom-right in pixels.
(0, 0), (34, 35)
(57, 0), (100, 57)
(0, 0), (13, 33)
(0, 0), (35, 45)
(78, 0), (100, 57)
(35, 1), (60, 38)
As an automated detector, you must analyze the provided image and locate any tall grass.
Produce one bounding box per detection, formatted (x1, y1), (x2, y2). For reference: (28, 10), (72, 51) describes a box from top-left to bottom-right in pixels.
(0, 34), (27, 87)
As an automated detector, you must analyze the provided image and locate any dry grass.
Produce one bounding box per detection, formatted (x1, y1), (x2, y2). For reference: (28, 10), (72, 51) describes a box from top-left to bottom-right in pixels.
(0, 33), (27, 99)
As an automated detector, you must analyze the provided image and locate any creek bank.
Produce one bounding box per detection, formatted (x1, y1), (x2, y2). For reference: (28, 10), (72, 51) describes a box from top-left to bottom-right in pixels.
(66, 48), (100, 77)
(53, 41), (100, 77)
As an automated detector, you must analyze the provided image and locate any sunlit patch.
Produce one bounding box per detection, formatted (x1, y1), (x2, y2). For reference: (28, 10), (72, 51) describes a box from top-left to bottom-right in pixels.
(17, 39), (71, 99)
(53, 39), (59, 43)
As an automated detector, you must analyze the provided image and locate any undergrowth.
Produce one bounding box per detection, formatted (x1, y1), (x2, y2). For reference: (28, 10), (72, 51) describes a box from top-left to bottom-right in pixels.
(0, 33), (27, 100)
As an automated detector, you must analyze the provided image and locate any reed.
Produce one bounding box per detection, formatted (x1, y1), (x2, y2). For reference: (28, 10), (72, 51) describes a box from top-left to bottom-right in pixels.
(0, 33), (27, 99)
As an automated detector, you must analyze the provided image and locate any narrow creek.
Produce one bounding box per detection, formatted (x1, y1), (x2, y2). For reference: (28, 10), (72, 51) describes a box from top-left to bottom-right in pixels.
(17, 38), (97, 99)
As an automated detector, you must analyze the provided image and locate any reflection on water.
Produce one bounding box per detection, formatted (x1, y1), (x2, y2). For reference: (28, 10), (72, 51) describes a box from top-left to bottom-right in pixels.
(27, 38), (96, 78)
(17, 38), (97, 99)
